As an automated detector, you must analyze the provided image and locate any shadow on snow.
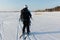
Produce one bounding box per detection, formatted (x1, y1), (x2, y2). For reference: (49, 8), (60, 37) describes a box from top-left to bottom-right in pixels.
(31, 31), (60, 35)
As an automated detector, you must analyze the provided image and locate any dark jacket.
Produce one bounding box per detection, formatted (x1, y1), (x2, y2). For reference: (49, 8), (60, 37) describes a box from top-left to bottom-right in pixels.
(20, 7), (32, 21)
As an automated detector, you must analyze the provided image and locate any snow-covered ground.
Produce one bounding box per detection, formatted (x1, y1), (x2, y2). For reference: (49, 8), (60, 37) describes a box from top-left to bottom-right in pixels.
(0, 12), (60, 40)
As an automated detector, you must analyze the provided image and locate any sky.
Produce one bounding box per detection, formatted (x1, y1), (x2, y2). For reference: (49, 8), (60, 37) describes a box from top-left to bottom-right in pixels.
(0, 0), (60, 11)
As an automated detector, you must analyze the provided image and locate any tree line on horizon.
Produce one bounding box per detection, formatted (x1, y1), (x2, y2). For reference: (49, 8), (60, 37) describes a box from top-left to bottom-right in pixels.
(34, 6), (60, 12)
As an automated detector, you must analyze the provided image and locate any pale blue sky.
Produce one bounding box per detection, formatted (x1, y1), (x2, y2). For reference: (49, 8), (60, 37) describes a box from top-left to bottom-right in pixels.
(0, 0), (60, 11)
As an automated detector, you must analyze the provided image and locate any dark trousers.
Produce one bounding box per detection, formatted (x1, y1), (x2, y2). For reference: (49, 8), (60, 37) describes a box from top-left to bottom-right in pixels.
(22, 21), (30, 34)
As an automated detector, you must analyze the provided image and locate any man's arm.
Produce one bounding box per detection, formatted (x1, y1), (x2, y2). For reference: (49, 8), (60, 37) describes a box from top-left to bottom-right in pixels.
(19, 10), (23, 21)
(29, 11), (32, 19)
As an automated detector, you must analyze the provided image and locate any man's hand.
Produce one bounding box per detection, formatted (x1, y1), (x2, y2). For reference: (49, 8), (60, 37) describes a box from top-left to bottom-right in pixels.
(19, 18), (20, 22)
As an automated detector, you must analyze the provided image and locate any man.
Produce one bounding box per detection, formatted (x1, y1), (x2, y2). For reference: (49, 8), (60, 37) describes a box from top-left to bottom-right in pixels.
(19, 5), (32, 34)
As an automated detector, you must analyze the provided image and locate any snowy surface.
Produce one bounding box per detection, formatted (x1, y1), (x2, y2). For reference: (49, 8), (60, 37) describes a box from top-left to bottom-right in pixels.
(0, 12), (60, 40)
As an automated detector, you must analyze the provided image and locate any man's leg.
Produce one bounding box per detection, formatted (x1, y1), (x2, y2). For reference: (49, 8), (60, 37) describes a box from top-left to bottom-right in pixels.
(27, 21), (31, 34)
(22, 25), (25, 34)
(22, 21), (26, 34)
(27, 25), (30, 34)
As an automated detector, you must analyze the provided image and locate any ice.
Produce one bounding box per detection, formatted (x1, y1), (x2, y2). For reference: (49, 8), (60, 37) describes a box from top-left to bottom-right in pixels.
(0, 12), (60, 40)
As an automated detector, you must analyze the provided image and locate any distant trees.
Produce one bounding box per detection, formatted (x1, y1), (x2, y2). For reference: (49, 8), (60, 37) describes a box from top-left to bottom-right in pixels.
(34, 6), (60, 12)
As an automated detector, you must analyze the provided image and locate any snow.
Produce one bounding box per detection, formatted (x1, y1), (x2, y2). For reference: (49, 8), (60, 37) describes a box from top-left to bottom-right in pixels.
(0, 12), (60, 40)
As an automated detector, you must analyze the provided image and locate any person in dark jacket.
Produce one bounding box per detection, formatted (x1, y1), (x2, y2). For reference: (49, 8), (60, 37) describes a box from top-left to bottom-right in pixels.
(19, 5), (32, 34)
